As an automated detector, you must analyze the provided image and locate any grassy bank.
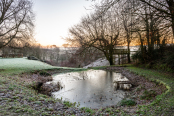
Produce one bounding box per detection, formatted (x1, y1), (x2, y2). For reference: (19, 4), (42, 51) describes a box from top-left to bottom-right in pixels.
(0, 57), (58, 74)
(126, 66), (174, 115)
(0, 58), (87, 115)
(0, 58), (84, 75)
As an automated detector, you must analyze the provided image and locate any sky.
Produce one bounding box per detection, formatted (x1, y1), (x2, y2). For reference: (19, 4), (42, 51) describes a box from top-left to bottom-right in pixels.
(33, 0), (94, 47)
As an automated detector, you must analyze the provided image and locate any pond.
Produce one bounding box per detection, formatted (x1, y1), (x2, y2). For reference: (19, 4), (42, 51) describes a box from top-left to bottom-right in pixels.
(49, 70), (131, 109)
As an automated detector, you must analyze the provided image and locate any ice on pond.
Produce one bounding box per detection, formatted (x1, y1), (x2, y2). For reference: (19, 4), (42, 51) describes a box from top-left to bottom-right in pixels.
(50, 69), (131, 109)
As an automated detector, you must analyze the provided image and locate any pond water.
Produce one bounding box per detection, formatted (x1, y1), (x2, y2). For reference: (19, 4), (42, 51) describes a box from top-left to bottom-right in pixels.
(50, 70), (130, 109)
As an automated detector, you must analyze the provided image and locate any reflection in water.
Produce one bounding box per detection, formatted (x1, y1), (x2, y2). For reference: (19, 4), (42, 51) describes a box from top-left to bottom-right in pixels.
(51, 70), (130, 109)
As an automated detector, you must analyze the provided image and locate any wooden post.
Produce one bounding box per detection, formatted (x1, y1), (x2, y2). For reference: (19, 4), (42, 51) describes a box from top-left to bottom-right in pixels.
(121, 51), (123, 65)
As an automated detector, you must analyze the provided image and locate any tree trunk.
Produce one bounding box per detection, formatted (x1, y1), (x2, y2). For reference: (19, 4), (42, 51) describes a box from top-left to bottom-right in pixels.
(167, 0), (174, 45)
(109, 46), (114, 65)
(146, 19), (150, 53)
(105, 47), (114, 65)
(127, 43), (131, 63)
(109, 55), (114, 65)
(171, 16), (174, 45)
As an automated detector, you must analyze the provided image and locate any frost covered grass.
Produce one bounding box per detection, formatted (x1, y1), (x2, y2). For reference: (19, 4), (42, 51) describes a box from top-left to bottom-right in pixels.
(0, 57), (62, 74)
(0, 75), (74, 116)
(0, 57), (84, 75)
(1, 57), (173, 115)
(0, 57), (55, 70)
(0, 58), (88, 115)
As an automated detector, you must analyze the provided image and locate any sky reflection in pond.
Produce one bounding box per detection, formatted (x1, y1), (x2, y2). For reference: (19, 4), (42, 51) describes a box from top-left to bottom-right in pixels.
(51, 70), (129, 109)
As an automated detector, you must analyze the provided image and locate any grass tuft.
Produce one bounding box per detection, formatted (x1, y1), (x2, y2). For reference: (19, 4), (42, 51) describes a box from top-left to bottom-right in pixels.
(120, 99), (136, 106)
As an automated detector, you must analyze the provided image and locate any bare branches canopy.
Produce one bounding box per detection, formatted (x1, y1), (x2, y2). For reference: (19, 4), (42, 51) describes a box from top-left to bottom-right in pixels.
(65, 0), (174, 65)
(0, 0), (35, 49)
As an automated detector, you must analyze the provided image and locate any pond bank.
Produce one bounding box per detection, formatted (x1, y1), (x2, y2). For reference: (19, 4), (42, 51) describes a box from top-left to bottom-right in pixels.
(0, 65), (172, 115)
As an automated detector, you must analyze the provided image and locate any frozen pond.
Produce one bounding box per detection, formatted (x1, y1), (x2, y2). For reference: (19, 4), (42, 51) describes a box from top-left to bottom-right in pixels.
(50, 70), (131, 109)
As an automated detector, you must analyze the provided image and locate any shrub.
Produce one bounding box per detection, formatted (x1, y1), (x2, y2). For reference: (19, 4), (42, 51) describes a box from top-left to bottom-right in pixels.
(27, 56), (39, 60)
(164, 47), (174, 69)
(132, 45), (174, 72)
(132, 50), (144, 63)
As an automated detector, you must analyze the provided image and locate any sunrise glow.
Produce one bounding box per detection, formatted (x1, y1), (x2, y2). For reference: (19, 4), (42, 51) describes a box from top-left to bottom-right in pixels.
(33, 0), (92, 47)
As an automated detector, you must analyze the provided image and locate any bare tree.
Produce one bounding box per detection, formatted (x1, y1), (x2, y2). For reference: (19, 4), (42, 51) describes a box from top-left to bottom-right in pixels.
(92, 0), (174, 44)
(139, 0), (174, 44)
(120, 0), (135, 63)
(67, 8), (121, 65)
(128, 2), (170, 63)
(0, 0), (34, 49)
